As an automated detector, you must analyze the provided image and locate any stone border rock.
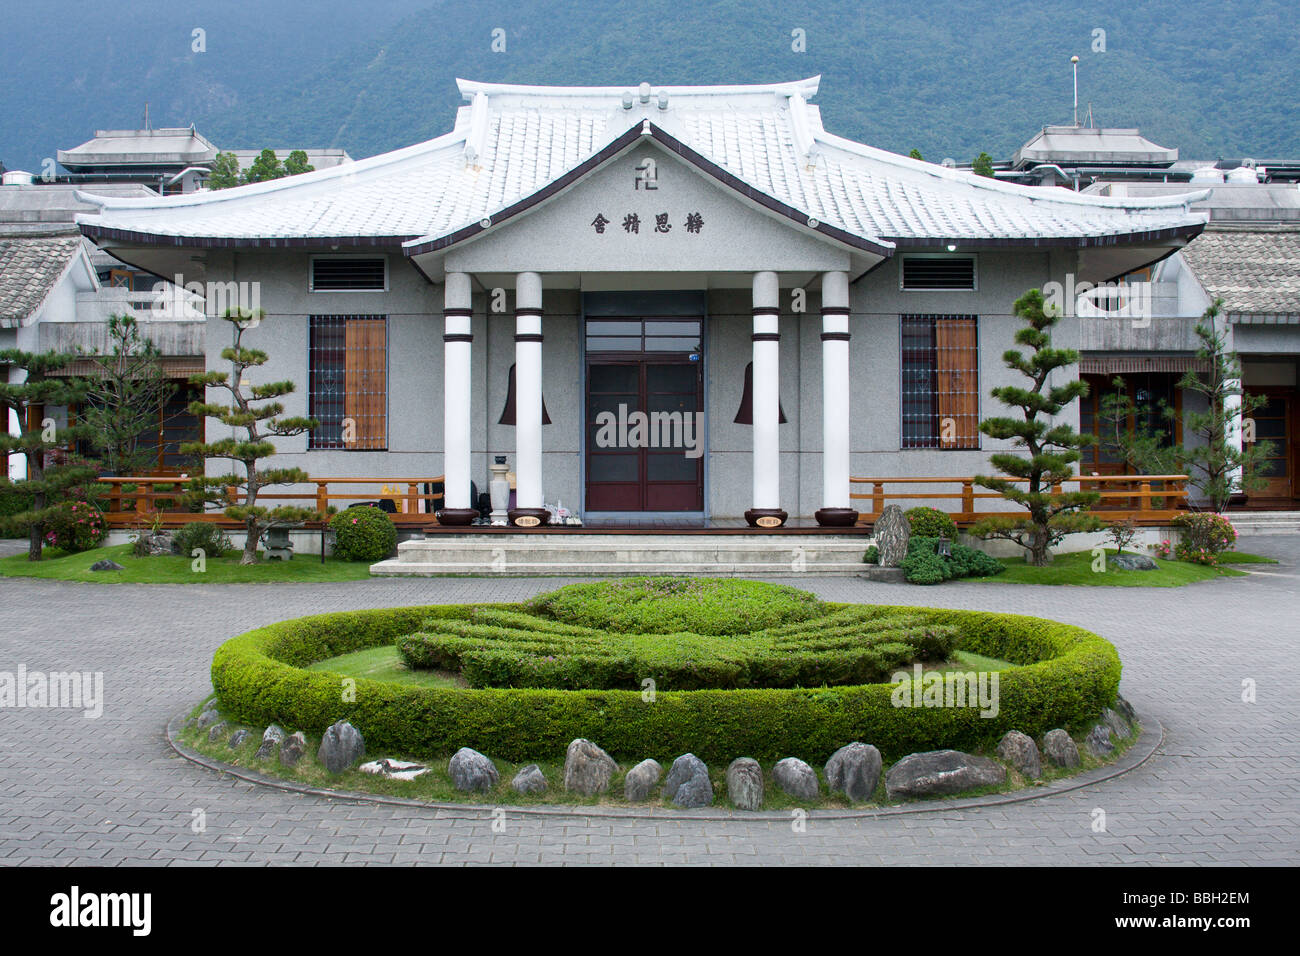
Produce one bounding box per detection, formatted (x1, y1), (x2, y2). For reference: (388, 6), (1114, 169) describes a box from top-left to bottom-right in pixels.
(165, 707), (1164, 822)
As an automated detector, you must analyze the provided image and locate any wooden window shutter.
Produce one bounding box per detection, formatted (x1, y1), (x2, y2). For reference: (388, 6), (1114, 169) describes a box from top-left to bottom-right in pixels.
(935, 317), (979, 449)
(344, 319), (387, 449)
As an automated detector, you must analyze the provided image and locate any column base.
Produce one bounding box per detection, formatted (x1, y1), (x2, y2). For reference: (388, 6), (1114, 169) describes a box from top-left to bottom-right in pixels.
(815, 507), (859, 528)
(508, 507), (550, 528)
(744, 508), (788, 529)
(436, 508), (478, 527)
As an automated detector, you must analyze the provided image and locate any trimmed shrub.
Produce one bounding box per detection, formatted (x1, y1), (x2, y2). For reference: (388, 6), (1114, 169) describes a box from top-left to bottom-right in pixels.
(42, 500), (107, 553)
(330, 505), (397, 561)
(0, 479), (35, 537)
(209, 601), (1121, 764)
(1173, 513), (1236, 565)
(863, 545), (880, 564)
(395, 605), (957, 690)
(526, 577), (826, 636)
(172, 522), (231, 559)
(906, 506), (958, 540)
(903, 535), (1003, 584)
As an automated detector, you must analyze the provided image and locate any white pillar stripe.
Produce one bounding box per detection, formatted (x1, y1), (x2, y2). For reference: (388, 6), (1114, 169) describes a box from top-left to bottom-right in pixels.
(820, 271), (852, 518)
(442, 273), (472, 512)
(515, 272), (544, 510)
(751, 271), (781, 513)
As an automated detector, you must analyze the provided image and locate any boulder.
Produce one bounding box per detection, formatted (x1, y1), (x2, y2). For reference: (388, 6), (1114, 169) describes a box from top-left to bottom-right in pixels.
(884, 750), (1005, 800)
(1041, 729), (1080, 768)
(773, 757), (820, 801)
(279, 731), (307, 767)
(673, 774), (714, 809)
(196, 707), (222, 730)
(562, 738), (618, 795)
(206, 721), (228, 743)
(623, 759), (662, 802)
(227, 729), (251, 749)
(996, 730), (1042, 780)
(448, 747), (499, 791)
(511, 764), (548, 795)
(1085, 725), (1114, 757)
(89, 559), (125, 572)
(254, 725), (285, 760)
(360, 758), (428, 781)
(873, 505), (911, 567)
(317, 720), (366, 774)
(824, 742), (882, 802)
(726, 758), (765, 811)
(134, 532), (174, 556)
(1113, 695), (1137, 725)
(663, 754), (709, 801)
(1101, 706), (1132, 740)
(1111, 552), (1157, 571)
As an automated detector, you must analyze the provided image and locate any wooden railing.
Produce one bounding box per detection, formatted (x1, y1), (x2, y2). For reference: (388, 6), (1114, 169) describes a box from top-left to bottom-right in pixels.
(96, 476), (446, 528)
(850, 475), (1190, 525)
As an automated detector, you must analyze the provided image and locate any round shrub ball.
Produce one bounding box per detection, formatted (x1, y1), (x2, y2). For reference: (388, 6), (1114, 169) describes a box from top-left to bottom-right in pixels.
(905, 506), (957, 540)
(526, 577), (827, 635)
(330, 506), (397, 561)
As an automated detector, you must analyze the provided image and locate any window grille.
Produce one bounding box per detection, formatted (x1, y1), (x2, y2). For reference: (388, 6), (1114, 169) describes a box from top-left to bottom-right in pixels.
(901, 255), (976, 291)
(900, 314), (979, 449)
(309, 315), (387, 449)
(310, 257), (387, 291)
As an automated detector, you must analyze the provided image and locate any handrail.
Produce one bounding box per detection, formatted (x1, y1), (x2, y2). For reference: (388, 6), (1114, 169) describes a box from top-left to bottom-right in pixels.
(849, 474), (1190, 525)
(94, 476), (447, 528)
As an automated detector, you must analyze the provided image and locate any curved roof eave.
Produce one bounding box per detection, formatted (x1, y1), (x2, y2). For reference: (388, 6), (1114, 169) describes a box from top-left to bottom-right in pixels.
(403, 120), (895, 260)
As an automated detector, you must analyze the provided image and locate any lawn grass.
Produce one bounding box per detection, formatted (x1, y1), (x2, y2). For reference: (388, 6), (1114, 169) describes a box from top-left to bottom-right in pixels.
(968, 548), (1246, 587)
(308, 645), (464, 689)
(1219, 551), (1280, 565)
(0, 543), (376, 584)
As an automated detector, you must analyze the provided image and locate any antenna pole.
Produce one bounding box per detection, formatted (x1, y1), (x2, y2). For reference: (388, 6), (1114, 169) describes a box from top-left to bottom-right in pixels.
(1070, 56), (1079, 127)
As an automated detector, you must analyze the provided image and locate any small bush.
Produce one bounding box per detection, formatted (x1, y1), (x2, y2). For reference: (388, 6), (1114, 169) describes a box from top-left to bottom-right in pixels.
(330, 506), (397, 561)
(1173, 513), (1236, 565)
(173, 522), (231, 559)
(906, 506), (958, 540)
(863, 545), (879, 564)
(42, 500), (107, 553)
(902, 536), (1003, 584)
(526, 578), (826, 636)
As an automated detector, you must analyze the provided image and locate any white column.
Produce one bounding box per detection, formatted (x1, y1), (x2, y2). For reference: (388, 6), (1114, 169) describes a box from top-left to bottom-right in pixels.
(514, 272), (544, 516)
(749, 271), (785, 524)
(440, 272), (475, 522)
(1220, 312), (1244, 500)
(818, 270), (854, 525)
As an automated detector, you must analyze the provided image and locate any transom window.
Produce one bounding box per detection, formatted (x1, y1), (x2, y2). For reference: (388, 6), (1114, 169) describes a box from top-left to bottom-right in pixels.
(585, 318), (702, 353)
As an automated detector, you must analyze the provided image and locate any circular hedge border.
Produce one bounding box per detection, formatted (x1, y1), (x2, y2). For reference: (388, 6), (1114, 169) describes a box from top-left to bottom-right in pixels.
(210, 603), (1121, 765)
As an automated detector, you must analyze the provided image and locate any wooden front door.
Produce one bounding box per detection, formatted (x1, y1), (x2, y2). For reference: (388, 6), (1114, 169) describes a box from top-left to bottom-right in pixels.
(585, 318), (704, 512)
(1250, 391), (1294, 503)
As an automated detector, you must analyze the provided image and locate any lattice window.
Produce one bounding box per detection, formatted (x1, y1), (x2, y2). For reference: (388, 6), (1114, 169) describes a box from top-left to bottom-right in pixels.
(308, 315), (387, 450)
(900, 314), (979, 449)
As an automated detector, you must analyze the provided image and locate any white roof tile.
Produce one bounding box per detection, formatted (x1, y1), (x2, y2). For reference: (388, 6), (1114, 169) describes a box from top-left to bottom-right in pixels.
(77, 77), (1207, 249)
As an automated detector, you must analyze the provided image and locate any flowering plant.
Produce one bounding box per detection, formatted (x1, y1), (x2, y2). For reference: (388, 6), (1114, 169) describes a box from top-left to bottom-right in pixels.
(1172, 513), (1237, 565)
(43, 500), (107, 553)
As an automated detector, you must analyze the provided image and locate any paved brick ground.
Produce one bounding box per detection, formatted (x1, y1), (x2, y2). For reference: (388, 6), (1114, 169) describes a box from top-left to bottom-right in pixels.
(1, 536), (1297, 865)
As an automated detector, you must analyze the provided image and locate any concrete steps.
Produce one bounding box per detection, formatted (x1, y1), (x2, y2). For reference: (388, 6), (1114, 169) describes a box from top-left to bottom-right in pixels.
(1228, 511), (1300, 535)
(370, 532), (896, 577)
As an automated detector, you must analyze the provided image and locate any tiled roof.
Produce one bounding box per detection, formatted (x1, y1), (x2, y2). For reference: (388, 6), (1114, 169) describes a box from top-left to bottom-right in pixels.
(77, 77), (1207, 251)
(0, 231), (84, 327)
(1180, 226), (1300, 319)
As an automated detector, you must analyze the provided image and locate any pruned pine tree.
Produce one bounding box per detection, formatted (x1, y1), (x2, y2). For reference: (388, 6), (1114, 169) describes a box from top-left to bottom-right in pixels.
(0, 349), (97, 560)
(181, 309), (318, 565)
(972, 289), (1101, 566)
(82, 314), (177, 476)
